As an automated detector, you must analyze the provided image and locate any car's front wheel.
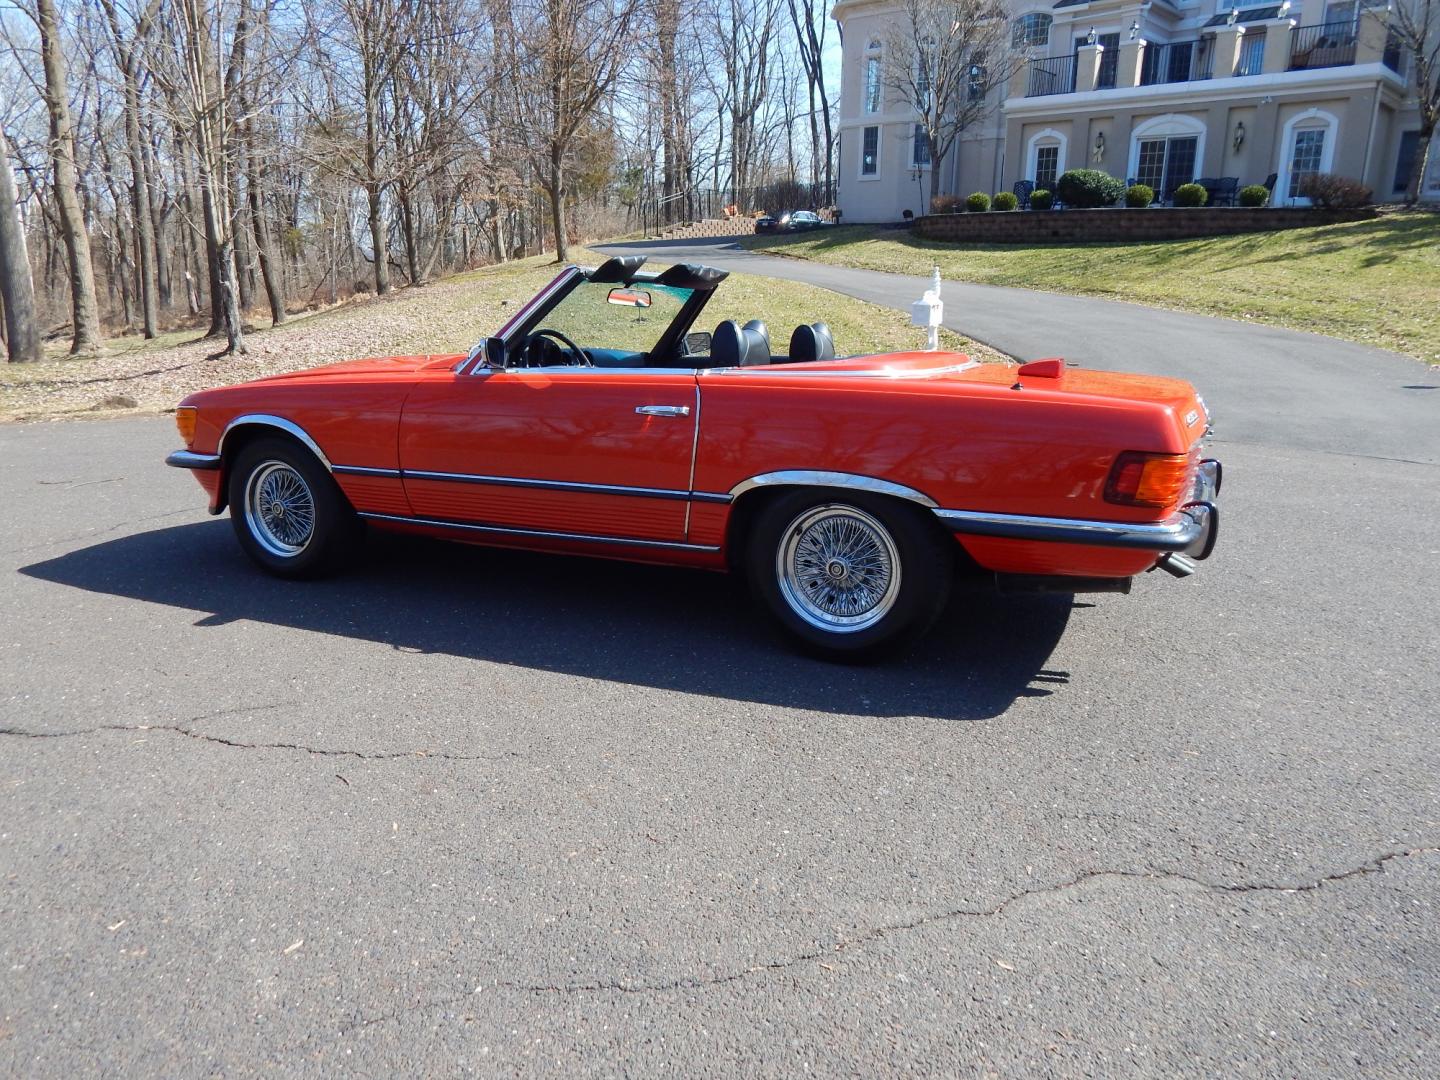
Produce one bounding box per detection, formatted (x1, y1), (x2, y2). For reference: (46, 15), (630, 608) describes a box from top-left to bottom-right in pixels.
(747, 491), (953, 660)
(228, 436), (359, 579)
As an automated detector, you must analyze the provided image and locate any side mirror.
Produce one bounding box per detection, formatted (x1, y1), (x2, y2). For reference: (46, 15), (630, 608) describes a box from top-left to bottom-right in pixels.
(484, 336), (506, 367)
(685, 331), (712, 355)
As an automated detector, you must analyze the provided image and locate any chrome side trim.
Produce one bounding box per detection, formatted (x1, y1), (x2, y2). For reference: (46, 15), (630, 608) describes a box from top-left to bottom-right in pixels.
(165, 450), (221, 470)
(218, 415), (333, 471)
(358, 512), (720, 553)
(333, 464), (403, 479)
(935, 505), (1210, 552)
(402, 469), (692, 502)
(690, 491), (734, 504)
(728, 471), (939, 508)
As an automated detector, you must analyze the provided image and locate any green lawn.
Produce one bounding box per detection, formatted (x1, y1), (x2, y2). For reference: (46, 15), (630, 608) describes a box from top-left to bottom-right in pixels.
(743, 212), (1440, 364)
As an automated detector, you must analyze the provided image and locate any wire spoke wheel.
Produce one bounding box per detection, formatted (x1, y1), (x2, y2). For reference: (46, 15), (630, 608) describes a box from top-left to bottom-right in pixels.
(776, 504), (902, 633)
(244, 461), (316, 558)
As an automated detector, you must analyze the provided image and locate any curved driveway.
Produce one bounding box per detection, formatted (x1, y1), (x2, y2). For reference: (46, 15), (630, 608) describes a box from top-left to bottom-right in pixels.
(0, 241), (1437, 1077)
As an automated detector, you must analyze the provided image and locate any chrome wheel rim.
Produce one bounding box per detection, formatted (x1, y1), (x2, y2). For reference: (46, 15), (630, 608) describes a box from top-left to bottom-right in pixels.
(244, 461), (315, 558)
(776, 504), (901, 633)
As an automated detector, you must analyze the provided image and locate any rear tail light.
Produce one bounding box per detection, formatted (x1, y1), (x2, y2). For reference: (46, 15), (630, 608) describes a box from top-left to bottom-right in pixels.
(175, 406), (197, 446)
(1104, 450), (1192, 508)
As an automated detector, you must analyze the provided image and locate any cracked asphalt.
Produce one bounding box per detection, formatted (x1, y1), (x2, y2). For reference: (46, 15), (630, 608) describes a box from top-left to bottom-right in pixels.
(3, 257), (1440, 1077)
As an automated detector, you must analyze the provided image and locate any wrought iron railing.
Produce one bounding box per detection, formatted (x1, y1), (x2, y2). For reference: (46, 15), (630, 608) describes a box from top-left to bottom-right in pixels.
(1235, 30), (1267, 77)
(1140, 39), (1214, 85)
(1289, 21), (1357, 70)
(1026, 55), (1077, 96)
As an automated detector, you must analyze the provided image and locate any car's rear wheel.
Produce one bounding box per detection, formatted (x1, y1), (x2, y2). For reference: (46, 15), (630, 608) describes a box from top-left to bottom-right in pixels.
(228, 436), (359, 579)
(747, 491), (953, 660)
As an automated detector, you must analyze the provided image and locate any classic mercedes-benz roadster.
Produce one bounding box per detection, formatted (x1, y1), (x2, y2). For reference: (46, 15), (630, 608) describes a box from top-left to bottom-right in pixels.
(167, 256), (1220, 658)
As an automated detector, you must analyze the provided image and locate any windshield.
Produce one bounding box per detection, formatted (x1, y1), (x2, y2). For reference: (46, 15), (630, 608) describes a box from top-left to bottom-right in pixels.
(534, 279), (693, 357)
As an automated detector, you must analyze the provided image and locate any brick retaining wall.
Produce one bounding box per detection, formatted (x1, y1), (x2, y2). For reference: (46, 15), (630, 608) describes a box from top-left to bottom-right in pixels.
(914, 206), (1378, 244)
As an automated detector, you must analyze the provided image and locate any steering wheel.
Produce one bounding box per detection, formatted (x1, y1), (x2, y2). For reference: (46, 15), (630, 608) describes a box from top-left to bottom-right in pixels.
(524, 327), (593, 367)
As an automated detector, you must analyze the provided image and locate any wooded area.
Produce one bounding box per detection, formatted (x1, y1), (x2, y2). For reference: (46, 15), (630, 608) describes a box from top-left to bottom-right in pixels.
(0, 0), (838, 358)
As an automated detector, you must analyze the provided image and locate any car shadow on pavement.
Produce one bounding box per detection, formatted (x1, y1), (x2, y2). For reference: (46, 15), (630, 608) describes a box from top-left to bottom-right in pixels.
(20, 520), (1074, 721)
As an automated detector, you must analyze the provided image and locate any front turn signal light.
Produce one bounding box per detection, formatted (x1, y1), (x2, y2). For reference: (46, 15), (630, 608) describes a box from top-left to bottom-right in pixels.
(1104, 450), (1191, 508)
(175, 406), (197, 447)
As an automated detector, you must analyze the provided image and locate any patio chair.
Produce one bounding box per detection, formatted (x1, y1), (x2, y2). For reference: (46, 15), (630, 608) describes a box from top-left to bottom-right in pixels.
(1263, 172), (1278, 194)
(1013, 180), (1034, 209)
(1211, 177), (1239, 206)
(1196, 177), (1218, 205)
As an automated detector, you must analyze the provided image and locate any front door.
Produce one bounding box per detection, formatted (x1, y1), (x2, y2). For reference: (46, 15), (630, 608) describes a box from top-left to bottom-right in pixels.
(398, 369), (699, 543)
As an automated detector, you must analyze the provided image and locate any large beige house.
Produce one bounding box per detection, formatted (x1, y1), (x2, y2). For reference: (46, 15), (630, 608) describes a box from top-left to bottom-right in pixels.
(833, 0), (1440, 221)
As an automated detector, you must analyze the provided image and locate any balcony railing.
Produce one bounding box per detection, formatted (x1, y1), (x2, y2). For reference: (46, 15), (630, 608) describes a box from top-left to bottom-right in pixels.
(1140, 39), (1214, 85)
(1235, 30), (1266, 77)
(1289, 21), (1357, 70)
(1026, 54), (1077, 97)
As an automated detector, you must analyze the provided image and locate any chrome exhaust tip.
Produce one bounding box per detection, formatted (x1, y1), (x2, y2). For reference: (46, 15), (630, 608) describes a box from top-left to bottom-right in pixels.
(1155, 553), (1198, 578)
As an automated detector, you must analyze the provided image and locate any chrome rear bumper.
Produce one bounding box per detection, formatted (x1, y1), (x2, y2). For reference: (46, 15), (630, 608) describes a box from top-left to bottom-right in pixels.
(165, 450), (221, 470)
(934, 458), (1221, 558)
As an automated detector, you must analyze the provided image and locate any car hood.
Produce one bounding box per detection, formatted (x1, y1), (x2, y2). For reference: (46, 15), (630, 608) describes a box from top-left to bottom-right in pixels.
(251, 354), (465, 383)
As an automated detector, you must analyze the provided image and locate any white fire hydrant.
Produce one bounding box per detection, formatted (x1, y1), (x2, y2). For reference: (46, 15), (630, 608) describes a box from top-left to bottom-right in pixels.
(910, 266), (944, 351)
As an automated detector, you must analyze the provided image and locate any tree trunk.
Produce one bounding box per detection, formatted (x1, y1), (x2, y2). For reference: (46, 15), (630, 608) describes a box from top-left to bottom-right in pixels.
(36, 0), (102, 353)
(1406, 122), (1434, 205)
(245, 119), (286, 326)
(549, 142), (568, 262)
(0, 126), (42, 363)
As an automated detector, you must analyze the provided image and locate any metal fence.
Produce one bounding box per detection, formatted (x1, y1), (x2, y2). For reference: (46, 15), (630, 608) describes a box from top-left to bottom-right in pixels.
(1140, 39), (1214, 85)
(1026, 55), (1077, 97)
(1289, 22), (1357, 70)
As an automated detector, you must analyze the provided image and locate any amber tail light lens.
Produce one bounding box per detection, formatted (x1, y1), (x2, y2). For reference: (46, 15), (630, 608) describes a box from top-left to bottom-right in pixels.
(1104, 451), (1192, 508)
(175, 406), (197, 447)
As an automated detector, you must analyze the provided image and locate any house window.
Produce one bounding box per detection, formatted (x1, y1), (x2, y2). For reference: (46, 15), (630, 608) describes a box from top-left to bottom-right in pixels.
(1136, 136), (1199, 200)
(1323, 0), (1356, 26)
(1393, 131), (1420, 193)
(967, 65), (986, 101)
(1236, 30), (1266, 76)
(1288, 127), (1326, 196)
(1013, 12), (1052, 48)
(912, 124), (931, 167)
(861, 125), (879, 175)
(864, 45), (882, 113)
(1034, 144), (1059, 189)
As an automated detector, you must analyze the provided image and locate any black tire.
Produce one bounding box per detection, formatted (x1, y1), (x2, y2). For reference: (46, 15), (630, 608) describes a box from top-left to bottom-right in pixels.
(227, 435), (360, 579)
(746, 490), (954, 661)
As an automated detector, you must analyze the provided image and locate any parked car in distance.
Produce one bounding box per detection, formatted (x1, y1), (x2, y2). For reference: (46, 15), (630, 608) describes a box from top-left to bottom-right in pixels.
(166, 255), (1221, 660)
(785, 210), (826, 231)
(754, 214), (780, 234)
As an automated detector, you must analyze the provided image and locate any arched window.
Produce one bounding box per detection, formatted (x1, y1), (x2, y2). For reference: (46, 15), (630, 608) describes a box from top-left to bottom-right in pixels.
(1026, 128), (1067, 189)
(1012, 12), (1053, 49)
(864, 40), (883, 114)
(1277, 108), (1339, 203)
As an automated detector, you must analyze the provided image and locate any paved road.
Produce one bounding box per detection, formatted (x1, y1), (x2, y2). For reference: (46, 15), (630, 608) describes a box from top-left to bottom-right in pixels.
(2, 247), (1438, 1077)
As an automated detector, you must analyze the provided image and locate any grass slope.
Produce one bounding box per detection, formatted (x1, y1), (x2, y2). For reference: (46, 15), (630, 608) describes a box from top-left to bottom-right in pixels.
(1, 253), (998, 422)
(744, 212), (1440, 364)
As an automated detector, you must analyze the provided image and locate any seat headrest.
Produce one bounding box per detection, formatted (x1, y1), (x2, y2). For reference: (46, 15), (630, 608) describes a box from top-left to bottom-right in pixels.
(713, 320), (770, 367)
(787, 322), (836, 364)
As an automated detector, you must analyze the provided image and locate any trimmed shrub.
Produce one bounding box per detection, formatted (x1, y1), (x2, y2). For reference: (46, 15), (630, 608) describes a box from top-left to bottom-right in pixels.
(1238, 184), (1270, 207)
(930, 193), (964, 214)
(1055, 169), (1125, 208)
(966, 191), (991, 213)
(1297, 173), (1372, 209)
(1173, 183), (1208, 207)
(1124, 183), (1155, 208)
(992, 191), (1019, 212)
(1029, 188), (1054, 210)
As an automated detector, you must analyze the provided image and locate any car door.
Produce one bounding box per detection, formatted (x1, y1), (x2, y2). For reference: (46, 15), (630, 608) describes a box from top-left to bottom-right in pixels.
(397, 367), (699, 543)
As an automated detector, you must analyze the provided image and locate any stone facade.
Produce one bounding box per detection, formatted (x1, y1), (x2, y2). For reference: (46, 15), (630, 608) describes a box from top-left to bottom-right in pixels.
(834, 0), (1440, 224)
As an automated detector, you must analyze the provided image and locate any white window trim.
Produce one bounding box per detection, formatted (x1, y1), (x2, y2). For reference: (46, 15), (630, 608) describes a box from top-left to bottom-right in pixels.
(859, 123), (882, 181)
(864, 42), (883, 116)
(1025, 127), (1068, 186)
(1276, 107), (1339, 203)
(1127, 113), (1208, 188)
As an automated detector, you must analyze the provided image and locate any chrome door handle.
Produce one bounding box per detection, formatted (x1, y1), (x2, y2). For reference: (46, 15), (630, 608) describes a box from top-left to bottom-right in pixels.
(635, 405), (691, 417)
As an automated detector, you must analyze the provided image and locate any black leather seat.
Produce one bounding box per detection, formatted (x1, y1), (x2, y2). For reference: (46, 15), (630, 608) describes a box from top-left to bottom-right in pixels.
(713, 320), (770, 367)
(786, 322), (836, 363)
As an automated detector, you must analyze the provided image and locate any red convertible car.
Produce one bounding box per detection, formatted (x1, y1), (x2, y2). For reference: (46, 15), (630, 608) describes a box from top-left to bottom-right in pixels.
(167, 256), (1220, 658)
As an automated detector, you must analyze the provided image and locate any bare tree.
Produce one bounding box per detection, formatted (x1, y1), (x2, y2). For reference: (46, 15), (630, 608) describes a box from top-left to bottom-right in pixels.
(786, 0), (835, 201)
(504, 0), (639, 261)
(1389, 0), (1440, 203)
(0, 122), (42, 362)
(32, 0), (102, 352)
(884, 0), (1018, 206)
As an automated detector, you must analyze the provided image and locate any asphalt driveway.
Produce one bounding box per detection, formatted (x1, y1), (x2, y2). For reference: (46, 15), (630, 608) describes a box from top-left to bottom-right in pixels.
(2, 249), (1438, 1077)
